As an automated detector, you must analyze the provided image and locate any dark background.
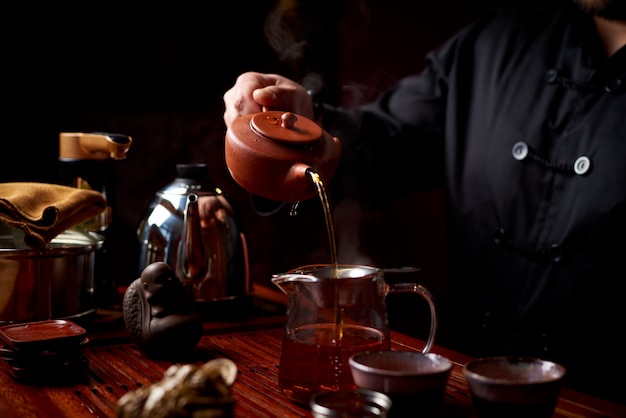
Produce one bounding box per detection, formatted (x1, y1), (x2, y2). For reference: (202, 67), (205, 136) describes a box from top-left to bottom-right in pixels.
(2, 1), (500, 334)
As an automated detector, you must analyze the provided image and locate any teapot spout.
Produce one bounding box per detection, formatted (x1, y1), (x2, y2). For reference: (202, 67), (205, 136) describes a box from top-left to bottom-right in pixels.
(282, 163), (317, 202)
(177, 193), (207, 281)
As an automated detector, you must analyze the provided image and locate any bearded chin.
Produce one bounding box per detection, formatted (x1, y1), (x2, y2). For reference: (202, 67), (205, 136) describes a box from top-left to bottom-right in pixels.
(574, 0), (626, 22)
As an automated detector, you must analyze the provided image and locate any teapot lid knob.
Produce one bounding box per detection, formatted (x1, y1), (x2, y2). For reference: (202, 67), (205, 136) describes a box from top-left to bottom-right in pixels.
(250, 110), (323, 146)
(280, 112), (298, 129)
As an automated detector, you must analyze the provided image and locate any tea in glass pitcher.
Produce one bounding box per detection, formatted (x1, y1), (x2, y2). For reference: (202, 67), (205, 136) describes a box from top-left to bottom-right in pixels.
(272, 264), (438, 405)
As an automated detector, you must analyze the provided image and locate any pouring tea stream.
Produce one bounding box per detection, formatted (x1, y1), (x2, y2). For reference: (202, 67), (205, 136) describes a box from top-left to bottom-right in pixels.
(226, 110), (438, 404)
(225, 108), (344, 327)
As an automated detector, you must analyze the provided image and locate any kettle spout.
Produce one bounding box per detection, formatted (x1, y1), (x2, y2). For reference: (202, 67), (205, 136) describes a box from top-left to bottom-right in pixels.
(59, 132), (132, 161)
(177, 193), (208, 281)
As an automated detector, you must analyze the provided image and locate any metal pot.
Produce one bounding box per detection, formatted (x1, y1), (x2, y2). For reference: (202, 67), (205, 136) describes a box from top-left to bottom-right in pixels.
(0, 225), (103, 325)
(136, 163), (251, 318)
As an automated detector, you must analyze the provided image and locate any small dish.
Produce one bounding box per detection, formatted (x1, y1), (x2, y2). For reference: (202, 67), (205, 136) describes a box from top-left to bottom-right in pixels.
(0, 320), (86, 352)
(0, 341), (87, 369)
(6, 354), (89, 383)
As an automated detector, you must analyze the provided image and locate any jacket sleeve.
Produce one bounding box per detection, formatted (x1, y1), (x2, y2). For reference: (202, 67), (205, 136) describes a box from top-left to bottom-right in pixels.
(315, 8), (502, 209)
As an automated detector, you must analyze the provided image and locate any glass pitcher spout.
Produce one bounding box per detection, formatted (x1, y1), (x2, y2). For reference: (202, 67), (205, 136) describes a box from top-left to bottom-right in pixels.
(271, 273), (320, 295)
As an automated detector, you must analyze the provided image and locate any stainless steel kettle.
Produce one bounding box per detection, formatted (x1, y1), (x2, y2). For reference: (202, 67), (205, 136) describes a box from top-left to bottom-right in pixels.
(136, 163), (250, 317)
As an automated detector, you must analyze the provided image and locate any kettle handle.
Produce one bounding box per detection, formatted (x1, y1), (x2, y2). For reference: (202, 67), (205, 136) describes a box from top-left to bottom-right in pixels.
(176, 193), (207, 281)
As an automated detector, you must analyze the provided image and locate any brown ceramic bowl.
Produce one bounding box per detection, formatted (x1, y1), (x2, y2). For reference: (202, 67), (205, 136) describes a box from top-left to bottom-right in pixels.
(349, 350), (452, 416)
(462, 356), (566, 418)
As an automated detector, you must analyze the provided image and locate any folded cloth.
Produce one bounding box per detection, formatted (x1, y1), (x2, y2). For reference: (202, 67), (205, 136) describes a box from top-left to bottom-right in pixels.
(0, 182), (107, 249)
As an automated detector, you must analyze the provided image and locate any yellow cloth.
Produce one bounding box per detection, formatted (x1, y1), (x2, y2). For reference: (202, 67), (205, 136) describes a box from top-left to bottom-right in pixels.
(0, 182), (107, 249)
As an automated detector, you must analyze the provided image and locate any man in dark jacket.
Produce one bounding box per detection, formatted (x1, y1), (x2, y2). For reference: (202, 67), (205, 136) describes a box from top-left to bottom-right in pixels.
(223, 0), (626, 404)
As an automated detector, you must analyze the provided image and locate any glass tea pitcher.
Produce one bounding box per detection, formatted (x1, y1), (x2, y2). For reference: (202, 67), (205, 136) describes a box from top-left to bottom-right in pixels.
(271, 264), (438, 405)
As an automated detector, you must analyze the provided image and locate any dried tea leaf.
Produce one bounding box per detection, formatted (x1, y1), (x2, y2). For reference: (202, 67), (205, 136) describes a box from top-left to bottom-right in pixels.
(116, 358), (238, 418)
(201, 358), (237, 387)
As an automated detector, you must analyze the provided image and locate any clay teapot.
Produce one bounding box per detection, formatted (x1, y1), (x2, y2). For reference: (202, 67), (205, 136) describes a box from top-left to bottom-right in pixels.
(225, 110), (341, 202)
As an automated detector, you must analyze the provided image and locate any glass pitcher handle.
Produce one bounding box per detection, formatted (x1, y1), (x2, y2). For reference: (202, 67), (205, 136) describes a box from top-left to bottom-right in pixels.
(387, 282), (438, 353)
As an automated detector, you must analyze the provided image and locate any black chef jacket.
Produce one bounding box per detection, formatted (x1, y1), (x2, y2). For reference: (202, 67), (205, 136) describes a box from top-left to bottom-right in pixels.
(320, 1), (626, 404)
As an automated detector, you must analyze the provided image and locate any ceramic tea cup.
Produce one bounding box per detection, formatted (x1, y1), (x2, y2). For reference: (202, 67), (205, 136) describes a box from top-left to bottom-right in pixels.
(349, 350), (452, 416)
(462, 356), (566, 418)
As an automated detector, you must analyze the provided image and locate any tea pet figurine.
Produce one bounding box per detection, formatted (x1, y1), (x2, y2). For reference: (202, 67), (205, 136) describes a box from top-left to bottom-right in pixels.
(122, 262), (203, 359)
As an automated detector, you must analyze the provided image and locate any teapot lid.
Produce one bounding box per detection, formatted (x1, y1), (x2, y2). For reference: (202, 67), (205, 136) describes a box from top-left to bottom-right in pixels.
(250, 111), (322, 146)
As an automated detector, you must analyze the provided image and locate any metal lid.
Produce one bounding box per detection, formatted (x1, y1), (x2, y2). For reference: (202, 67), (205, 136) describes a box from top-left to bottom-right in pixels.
(0, 225), (103, 253)
(159, 163), (219, 197)
(310, 389), (392, 417)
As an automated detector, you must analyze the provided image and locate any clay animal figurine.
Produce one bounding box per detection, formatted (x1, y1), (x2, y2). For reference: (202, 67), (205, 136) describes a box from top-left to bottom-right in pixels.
(122, 262), (203, 359)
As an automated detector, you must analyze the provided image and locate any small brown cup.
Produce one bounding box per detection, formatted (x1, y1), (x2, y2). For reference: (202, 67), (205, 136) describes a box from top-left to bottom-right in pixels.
(349, 350), (452, 417)
(462, 356), (566, 418)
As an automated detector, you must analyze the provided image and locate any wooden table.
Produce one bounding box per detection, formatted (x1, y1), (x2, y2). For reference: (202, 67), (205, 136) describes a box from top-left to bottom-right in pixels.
(0, 311), (624, 417)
